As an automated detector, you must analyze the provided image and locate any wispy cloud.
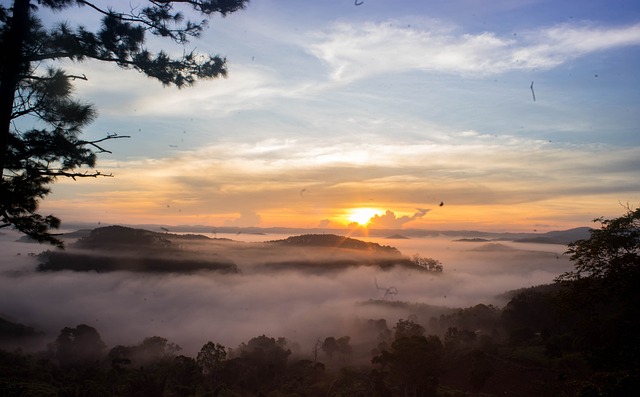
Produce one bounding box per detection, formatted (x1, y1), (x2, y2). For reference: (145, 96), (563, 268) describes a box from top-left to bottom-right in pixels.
(308, 20), (640, 82)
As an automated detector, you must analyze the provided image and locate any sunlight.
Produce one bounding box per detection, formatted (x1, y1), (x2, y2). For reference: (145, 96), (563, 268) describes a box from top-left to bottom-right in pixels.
(346, 207), (382, 225)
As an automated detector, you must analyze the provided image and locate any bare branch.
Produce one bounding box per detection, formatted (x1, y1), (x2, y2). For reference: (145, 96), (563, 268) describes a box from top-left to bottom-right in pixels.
(38, 169), (114, 180)
(77, 133), (131, 154)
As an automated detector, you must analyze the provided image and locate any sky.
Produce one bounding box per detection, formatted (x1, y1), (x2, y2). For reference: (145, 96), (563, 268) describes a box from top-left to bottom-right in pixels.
(35, 0), (640, 232)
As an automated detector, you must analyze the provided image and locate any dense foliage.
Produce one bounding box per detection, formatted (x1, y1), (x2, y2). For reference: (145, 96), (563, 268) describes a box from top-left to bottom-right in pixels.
(554, 206), (640, 395)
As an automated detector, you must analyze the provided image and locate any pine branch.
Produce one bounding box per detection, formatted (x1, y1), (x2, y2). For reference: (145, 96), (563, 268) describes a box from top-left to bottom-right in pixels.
(21, 73), (87, 81)
(76, 0), (205, 43)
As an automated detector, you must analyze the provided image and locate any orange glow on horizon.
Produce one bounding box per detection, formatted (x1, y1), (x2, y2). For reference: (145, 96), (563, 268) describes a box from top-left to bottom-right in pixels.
(40, 190), (617, 233)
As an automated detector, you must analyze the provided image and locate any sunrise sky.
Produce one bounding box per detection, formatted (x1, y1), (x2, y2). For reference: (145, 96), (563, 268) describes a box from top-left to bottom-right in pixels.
(36, 0), (640, 232)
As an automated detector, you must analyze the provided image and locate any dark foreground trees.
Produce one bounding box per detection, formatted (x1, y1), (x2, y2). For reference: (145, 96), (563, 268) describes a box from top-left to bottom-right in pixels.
(557, 206), (640, 287)
(0, 0), (249, 246)
(553, 206), (640, 395)
(1, 208), (639, 396)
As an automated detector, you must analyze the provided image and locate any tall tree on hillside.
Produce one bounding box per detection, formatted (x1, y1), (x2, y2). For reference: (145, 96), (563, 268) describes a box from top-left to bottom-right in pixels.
(0, 0), (249, 246)
(557, 206), (640, 287)
(555, 206), (640, 395)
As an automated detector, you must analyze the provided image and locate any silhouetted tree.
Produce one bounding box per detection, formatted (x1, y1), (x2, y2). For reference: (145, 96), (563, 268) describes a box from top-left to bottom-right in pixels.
(373, 333), (444, 397)
(0, 0), (249, 246)
(411, 254), (443, 272)
(335, 336), (353, 363)
(51, 324), (106, 368)
(321, 336), (338, 360)
(223, 335), (291, 393)
(556, 206), (640, 289)
(166, 355), (200, 397)
(501, 288), (557, 345)
(197, 341), (226, 388)
(394, 318), (425, 340)
(135, 336), (182, 364)
(554, 206), (640, 394)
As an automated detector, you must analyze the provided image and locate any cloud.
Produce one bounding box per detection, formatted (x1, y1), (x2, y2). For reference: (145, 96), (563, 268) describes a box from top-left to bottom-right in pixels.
(368, 208), (431, 229)
(224, 211), (262, 227)
(317, 219), (343, 229)
(308, 20), (640, 82)
(41, 134), (640, 230)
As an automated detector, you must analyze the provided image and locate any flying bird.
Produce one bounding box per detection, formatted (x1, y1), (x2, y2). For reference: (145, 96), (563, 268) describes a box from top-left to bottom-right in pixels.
(354, 0), (364, 5)
(530, 81), (536, 102)
(439, 201), (444, 207)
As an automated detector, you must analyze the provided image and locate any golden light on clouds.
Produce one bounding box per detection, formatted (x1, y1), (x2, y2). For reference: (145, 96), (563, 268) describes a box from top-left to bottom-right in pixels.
(38, 134), (639, 232)
(345, 207), (384, 226)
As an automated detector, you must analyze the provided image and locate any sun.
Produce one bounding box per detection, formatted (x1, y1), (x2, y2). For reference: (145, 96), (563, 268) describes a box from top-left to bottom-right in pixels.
(346, 208), (382, 225)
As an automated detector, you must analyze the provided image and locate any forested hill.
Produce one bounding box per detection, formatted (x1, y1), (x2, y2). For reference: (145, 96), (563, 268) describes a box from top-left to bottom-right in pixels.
(38, 226), (238, 274)
(267, 234), (400, 254)
(75, 225), (173, 250)
(36, 227), (414, 274)
(73, 227), (401, 254)
(74, 225), (220, 250)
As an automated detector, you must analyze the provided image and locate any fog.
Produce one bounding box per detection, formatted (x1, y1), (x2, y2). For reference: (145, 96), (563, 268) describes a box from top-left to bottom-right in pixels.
(0, 229), (572, 356)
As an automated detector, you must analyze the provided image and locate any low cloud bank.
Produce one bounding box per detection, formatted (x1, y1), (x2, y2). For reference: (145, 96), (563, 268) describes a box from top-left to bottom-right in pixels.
(0, 231), (571, 355)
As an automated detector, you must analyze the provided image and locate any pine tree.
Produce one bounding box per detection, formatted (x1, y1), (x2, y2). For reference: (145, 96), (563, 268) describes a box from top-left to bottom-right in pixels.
(0, 0), (248, 246)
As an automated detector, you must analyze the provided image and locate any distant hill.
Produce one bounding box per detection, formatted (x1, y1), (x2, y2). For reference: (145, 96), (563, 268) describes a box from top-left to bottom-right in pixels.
(75, 225), (174, 250)
(0, 317), (43, 347)
(468, 243), (518, 252)
(385, 234), (409, 239)
(259, 234), (416, 272)
(454, 238), (491, 242)
(513, 227), (591, 245)
(38, 226), (238, 274)
(57, 222), (593, 244)
(36, 228), (422, 274)
(267, 234), (401, 254)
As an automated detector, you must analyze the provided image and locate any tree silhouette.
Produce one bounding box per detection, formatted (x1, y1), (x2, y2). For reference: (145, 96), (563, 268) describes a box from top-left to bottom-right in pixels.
(52, 324), (106, 368)
(394, 318), (425, 340)
(321, 336), (337, 360)
(197, 341), (226, 388)
(557, 206), (640, 287)
(554, 206), (640, 393)
(0, 0), (249, 246)
(372, 319), (444, 397)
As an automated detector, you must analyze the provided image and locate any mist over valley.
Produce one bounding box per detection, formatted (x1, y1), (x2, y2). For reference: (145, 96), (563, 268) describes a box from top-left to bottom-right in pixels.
(1, 225), (575, 355)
